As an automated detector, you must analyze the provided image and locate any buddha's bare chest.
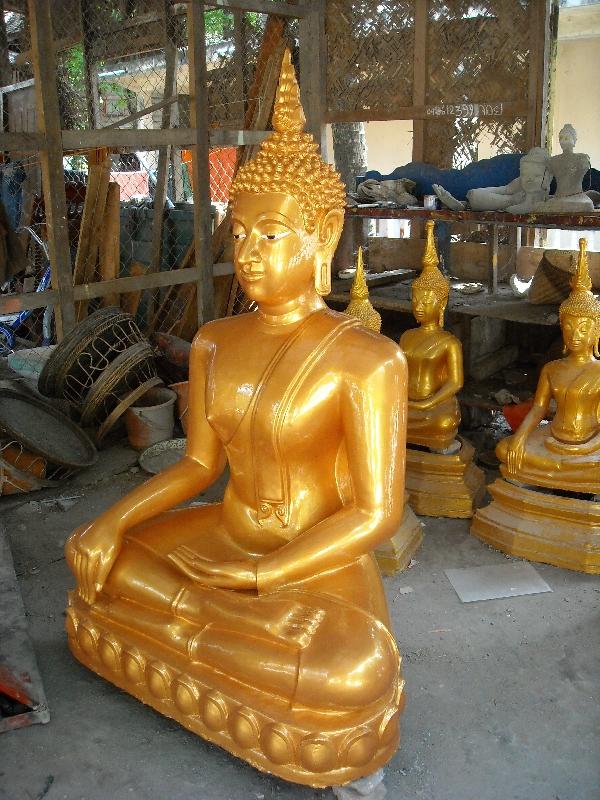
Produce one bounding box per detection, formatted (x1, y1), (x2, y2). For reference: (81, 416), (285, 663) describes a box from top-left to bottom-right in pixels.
(206, 341), (339, 447)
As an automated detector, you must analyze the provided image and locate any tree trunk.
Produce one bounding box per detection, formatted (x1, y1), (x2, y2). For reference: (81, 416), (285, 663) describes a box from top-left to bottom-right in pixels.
(332, 122), (368, 193)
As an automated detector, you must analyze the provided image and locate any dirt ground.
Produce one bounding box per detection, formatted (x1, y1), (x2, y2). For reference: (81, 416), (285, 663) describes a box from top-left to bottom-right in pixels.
(1, 444), (599, 800)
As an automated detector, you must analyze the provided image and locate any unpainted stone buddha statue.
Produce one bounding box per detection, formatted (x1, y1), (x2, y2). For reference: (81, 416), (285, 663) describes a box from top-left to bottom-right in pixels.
(400, 221), (462, 452)
(64, 51), (407, 788)
(433, 147), (550, 214)
(472, 238), (600, 573)
(534, 124), (594, 213)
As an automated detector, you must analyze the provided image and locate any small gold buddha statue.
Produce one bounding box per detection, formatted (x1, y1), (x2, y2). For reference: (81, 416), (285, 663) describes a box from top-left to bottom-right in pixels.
(400, 221), (462, 452)
(472, 237), (600, 573)
(64, 51), (407, 788)
(344, 248), (422, 574)
(344, 247), (381, 332)
(399, 222), (485, 517)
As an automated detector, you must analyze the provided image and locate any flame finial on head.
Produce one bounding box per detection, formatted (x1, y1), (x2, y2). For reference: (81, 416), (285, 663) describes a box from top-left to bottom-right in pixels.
(413, 221), (449, 302)
(345, 247), (382, 332)
(560, 238), (600, 318)
(229, 49), (346, 233)
(271, 49), (306, 135)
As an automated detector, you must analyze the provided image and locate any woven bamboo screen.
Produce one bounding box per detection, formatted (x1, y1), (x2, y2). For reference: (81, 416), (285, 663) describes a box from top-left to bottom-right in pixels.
(326, 0), (547, 168)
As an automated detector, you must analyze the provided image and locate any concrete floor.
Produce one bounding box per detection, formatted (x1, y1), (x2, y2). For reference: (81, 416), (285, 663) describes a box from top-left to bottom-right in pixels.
(1, 445), (599, 800)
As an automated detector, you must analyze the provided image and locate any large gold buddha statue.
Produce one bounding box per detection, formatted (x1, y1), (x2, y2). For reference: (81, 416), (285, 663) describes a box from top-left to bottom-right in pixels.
(399, 222), (485, 517)
(64, 52), (407, 788)
(472, 238), (600, 573)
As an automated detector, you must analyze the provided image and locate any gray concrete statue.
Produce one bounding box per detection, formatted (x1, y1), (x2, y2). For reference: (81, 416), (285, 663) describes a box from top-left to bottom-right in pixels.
(533, 124), (594, 213)
(432, 147), (550, 214)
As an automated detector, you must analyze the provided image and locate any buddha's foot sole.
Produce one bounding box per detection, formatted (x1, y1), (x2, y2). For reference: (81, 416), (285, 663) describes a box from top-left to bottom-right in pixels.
(375, 498), (423, 575)
(66, 593), (403, 787)
(471, 478), (600, 574)
(405, 436), (486, 518)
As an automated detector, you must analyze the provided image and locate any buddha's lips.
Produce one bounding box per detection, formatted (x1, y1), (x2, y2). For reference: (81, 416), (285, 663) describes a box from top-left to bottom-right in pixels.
(241, 269), (265, 281)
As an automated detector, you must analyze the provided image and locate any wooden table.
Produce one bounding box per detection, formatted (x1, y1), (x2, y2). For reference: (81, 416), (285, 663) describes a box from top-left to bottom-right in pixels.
(345, 206), (600, 294)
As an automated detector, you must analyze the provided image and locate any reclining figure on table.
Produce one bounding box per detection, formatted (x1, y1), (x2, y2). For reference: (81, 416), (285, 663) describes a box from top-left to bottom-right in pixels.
(433, 147), (550, 214)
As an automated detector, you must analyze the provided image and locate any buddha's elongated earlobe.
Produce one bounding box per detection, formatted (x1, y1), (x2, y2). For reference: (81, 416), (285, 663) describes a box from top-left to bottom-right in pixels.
(314, 256), (331, 296)
(438, 300), (447, 328)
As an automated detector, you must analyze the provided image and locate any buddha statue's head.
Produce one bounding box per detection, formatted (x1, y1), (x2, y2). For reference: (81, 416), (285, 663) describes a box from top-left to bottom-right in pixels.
(411, 221), (449, 328)
(519, 147), (550, 194)
(229, 50), (346, 305)
(558, 123), (577, 155)
(559, 238), (600, 358)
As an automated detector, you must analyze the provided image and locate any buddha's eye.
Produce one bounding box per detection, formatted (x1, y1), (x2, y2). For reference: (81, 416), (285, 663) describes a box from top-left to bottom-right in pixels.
(232, 231), (246, 241)
(260, 230), (290, 242)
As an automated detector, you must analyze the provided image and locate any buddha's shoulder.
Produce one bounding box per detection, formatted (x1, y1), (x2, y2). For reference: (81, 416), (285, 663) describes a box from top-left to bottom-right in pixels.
(335, 319), (406, 373)
(193, 312), (257, 346)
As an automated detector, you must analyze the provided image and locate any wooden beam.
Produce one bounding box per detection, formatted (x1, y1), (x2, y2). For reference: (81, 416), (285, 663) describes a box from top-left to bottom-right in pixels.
(14, 34), (81, 67)
(188, 1), (215, 325)
(60, 127), (269, 150)
(202, 0), (307, 17)
(411, 0), (428, 162)
(0, 132), (43, 150)
(325, 101), (529, 124)
(298, 0), (326, 147)
(104, 94), (178, 130)
(27, 0), (76, 336)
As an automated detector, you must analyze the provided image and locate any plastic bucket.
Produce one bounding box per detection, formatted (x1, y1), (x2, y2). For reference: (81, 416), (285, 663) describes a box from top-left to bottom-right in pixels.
(169, 380), (189, 434)
(125, 387), (177, 450)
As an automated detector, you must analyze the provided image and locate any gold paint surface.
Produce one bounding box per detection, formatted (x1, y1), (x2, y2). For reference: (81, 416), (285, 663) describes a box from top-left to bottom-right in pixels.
(497, 237), (600, 490)
(405, 437), (486, 518)
(344, 246), (382, 332)
(65, 50), (406, 786)
(400, 222), (463, 451)
(474, 238), (600, 571)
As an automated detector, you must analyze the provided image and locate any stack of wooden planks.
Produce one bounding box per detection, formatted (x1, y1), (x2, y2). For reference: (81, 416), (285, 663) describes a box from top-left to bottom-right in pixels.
(73, 150), (121, 320)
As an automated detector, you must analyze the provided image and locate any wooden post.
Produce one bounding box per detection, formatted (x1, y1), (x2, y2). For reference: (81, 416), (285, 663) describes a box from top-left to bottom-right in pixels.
(188, 1), (215, 324)
(28, 0), (76, 336)
(411, 0), (428, 163)
(299, 0), (326, 150)
(80, 0), (102, 129)
(487, 223), (499, 294)
(0, 1), (12, 88)
(150, 2), (179, 275)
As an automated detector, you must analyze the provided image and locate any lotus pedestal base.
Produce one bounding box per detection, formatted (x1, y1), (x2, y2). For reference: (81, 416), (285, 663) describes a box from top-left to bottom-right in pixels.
(471, 478), (600, 574)
(405, 437), (485, 518)
(375, 496), (423, 575)
(66, 593), (404, 788)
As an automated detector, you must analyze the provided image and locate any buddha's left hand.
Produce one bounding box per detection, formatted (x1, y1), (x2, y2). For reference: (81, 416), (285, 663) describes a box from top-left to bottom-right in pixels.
(168, 544), (257, 590)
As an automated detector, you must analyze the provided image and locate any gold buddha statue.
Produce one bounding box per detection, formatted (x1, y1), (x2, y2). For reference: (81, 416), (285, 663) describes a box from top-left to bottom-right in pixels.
(64, 51), (407, 788)
(345, 246), (381, 332)
(400, 221), (462, 452)
(399, 222), (485, 517)
(344, 249), (423, 574)
(472, 237), (600, 573)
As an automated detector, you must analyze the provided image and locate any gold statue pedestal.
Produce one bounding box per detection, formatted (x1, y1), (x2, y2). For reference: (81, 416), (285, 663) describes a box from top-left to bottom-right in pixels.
(375, 495), (423, 574)
(66, 589), (404, 787)
(471, 478), (600, 574)
(405, 437), (486, 518)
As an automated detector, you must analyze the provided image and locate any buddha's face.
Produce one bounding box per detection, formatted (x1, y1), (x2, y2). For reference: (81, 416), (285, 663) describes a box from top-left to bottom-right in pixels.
(412, 287), (442, 325)
(519, 160), (548, 193)
(561, 313), (597, 355)
(231, 191), (341, 305)
(559, 127), (576, 154)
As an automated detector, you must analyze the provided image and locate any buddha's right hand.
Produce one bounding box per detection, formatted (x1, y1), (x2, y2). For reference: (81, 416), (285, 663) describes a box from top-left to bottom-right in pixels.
(505, 435), (526, 475)
(65, 520), (122, 604)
